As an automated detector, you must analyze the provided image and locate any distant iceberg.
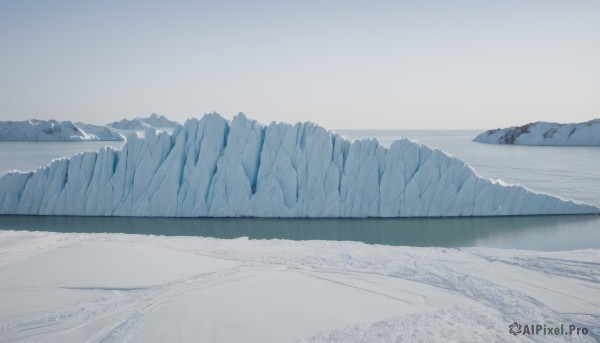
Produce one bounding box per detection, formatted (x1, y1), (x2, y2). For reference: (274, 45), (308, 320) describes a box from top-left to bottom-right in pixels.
(141, 113), (181, 128)
(474, 119), (600, 146)
(0, 113), (598, 217)
(109, 113), (181, 130)
(0, 119), (124, 141)
(74, 122), (126, 141)
(108, 118), (152, 131)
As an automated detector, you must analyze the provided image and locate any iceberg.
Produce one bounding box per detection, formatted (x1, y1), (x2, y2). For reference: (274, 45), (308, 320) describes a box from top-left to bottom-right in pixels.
(474, 119), (600, 146)
(109, 113), (181, 130)
(142, 113), (181, 128)
(0, 113), (597, 217)
(73, 122), (125, 141)
(108, 118), (152, 131)
(0, 120), (124, 141)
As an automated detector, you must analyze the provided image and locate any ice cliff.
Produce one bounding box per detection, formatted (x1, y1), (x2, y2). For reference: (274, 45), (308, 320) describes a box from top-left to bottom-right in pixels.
(474, 119), (600, 146)
(0, 120), (124, 141)
(0, 113), (598, 217)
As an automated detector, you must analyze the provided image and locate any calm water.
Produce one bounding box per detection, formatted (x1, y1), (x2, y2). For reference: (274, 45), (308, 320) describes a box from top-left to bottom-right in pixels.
(0, 130), (599, 250)
(1, 215), (599, 251)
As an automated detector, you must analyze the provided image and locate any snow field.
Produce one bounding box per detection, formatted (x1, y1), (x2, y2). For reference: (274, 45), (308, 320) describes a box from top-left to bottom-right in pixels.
(0, 231), (598, 342)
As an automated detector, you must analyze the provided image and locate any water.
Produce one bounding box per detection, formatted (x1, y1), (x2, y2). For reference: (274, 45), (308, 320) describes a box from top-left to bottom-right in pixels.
(0, 131), (599, 251)
(0, 215), (598, 251)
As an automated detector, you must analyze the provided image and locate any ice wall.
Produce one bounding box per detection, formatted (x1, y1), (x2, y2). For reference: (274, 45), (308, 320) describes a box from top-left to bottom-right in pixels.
(1, 113), (598, 217)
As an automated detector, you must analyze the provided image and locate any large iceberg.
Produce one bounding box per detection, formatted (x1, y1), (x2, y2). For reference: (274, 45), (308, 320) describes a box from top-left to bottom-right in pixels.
(0, 120), (124, 141)
(474, 119), (600, 146)
(0, 113), (597, 217)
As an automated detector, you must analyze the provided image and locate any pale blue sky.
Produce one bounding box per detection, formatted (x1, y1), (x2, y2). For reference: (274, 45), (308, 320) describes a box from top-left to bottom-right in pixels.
(1, 0), (599, 128)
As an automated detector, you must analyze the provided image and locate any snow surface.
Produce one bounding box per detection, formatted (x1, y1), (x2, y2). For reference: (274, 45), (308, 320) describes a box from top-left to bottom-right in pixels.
(0, 113), (598, 217)
(474, 119), (600, 146)
(0, 231), (598, 342)
(0, 120), (124, 141)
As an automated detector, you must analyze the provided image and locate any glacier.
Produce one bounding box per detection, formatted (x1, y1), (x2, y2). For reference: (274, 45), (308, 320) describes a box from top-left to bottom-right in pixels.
(0, 120), (124, 141)
(0, 113), (598, 217)
(474, 119), (600, 146)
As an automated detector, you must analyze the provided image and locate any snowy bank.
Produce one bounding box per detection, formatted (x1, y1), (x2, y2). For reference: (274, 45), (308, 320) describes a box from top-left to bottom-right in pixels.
(0, 231), (598, 342)
(474, 119), (600, 146)
(0, 113), (598, 216)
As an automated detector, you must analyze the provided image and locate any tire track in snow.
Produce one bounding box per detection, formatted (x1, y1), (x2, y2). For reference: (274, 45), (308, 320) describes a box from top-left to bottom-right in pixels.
(0, 263), (278, 342)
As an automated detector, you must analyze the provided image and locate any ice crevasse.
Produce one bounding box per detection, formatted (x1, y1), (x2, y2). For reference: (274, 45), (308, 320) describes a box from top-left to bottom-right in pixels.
(0, 113), (598, 217)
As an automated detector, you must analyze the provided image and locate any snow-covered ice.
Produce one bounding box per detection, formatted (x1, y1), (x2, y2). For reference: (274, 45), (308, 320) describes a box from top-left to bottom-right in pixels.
(0, 120), (124, 141)
(0, 231), (598, 342)
(0, 113), (598, 217)
(474, 119), (600, 146)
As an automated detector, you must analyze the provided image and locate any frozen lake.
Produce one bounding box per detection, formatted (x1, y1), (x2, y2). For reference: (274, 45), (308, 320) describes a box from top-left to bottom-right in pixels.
(1, 129), (599, 250)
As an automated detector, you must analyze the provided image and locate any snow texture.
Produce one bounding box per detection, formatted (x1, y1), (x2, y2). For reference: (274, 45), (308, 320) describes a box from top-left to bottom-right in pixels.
(0, 231), (598, 343)
(474, 119), (600, 146)
(0, 120), (124, 141)
(0, 113), (598, 217)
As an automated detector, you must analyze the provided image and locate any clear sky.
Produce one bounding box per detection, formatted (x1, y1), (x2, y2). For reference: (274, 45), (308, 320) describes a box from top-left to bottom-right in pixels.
(1, 0), (599, 129)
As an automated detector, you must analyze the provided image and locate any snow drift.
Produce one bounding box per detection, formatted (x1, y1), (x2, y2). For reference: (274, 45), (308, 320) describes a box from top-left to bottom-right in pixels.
(474, 119), (600, 146)
(0, 113), (597, 217)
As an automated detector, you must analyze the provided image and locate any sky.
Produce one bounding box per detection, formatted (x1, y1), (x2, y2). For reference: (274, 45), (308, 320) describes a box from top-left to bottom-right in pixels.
(0, 0), (599, 129)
